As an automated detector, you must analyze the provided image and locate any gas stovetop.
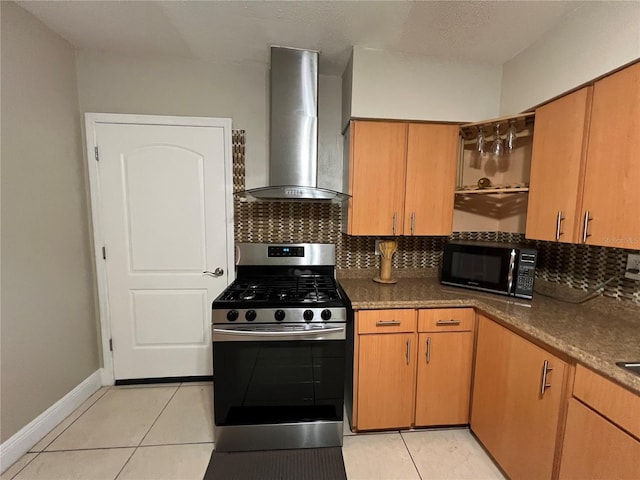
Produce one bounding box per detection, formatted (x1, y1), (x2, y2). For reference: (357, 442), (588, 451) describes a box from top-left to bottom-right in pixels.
(217, 274), (341, 304)
(211, 243), (349, 324)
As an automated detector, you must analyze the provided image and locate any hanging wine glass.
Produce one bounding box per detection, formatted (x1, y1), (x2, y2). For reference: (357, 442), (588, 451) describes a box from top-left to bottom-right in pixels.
(491, 123), (504, 157)
(470, 126), (485, 169)
(499, 119), (518, 172)
(506, 119), (517, 151)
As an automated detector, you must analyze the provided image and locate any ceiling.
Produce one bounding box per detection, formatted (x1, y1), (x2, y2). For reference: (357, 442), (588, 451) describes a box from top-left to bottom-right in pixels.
(18, 1), (591, 75)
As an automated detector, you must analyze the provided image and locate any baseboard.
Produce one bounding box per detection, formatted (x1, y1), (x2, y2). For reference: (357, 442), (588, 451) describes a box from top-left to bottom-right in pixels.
(0, 369), (103, 473)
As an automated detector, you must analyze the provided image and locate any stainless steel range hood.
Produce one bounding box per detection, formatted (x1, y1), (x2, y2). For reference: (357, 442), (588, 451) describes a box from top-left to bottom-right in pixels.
(236, 47), (349, 202)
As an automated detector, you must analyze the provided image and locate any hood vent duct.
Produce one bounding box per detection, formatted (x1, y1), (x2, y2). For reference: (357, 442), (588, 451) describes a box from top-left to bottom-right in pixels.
(236, 47), (349, 202)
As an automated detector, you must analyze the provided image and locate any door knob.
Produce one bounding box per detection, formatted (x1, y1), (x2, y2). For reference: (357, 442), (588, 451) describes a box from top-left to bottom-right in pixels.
(203, 268), (224, 277)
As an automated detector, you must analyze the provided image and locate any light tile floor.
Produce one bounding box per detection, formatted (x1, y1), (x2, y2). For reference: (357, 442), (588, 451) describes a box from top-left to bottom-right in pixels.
(2, 383), (505, 480)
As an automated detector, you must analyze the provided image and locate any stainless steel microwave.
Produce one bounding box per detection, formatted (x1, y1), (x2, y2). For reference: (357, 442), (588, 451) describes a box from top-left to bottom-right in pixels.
(441, 241), (538, 299)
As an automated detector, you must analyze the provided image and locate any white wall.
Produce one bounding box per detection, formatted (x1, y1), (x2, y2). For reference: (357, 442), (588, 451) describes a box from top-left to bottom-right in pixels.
(347, 46), (503, 126)
(1, 1), (99, 443)
(501, 2), (640, 114)
(75, 52), (345, 192)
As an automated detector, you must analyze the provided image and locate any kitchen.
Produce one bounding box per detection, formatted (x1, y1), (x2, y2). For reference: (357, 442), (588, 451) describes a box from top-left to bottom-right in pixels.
(2, 1), (640, 478)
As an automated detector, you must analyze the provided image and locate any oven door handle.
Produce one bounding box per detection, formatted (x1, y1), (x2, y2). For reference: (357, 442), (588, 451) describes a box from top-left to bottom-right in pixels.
(212, 326), (346, 342)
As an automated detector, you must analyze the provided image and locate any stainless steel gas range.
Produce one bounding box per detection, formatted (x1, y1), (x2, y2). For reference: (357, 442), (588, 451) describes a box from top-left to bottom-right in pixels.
(211, 243), (353, 452)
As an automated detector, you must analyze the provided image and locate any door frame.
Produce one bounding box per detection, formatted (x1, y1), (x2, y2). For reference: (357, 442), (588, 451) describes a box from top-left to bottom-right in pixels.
(84, 113), (235, 385)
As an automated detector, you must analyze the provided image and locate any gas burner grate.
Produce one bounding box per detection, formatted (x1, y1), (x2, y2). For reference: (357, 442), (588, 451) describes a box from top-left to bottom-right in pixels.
(220, 274), (339, 304)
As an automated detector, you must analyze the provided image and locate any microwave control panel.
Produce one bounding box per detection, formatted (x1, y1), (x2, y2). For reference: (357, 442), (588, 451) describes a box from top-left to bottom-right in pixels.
(514, 249), (538, 298)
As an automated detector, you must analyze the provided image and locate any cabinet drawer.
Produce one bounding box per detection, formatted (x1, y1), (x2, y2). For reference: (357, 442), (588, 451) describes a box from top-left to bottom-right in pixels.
(357, 309), (416, 334)
(573, 365), (640, 440)
(418, 308), (474, 332)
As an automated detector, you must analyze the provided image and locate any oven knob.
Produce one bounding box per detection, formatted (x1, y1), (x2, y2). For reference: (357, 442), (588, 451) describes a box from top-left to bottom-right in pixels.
(321, 309), (332, 321)
(245, 310), (256, 322)
(303, 309), (314, 321)
(274, 310), (286, 321)
(227, 310), (239, 321)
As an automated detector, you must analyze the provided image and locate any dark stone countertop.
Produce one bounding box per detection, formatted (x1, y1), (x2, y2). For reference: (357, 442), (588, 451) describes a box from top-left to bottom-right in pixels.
(337, 269), (640, 395)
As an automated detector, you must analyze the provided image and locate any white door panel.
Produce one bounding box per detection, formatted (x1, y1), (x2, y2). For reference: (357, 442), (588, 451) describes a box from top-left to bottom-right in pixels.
(91, 119), (231, 380)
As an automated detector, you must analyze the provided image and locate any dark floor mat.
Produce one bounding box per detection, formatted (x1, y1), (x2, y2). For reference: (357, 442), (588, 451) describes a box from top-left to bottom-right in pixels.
(203, 447), (347, 480)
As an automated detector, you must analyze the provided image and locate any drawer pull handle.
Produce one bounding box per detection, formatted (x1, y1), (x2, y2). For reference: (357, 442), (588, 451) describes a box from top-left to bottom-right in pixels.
(435, 319), (461, 326)
(426, 337), (431, 364)
(540, 360), (553, 397)
(376, 320), (401, 326)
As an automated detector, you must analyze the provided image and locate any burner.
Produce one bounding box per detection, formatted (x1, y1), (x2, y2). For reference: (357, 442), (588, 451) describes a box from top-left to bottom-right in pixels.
(275, 292), (289, 301)
(240, 286), (261, 301)
(305, 291), (329, 302)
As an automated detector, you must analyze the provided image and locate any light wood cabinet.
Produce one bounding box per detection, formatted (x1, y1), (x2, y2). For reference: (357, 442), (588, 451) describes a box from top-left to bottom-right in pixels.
(404, 123), (459, 236)
(581, 62), (640, 249)
(354, 308), (475, 431)
(526, 87), (592, 243)
(354, 309), (417, 431)
(414, 308), (474, 426)
(471, 314), (568, 480)
(558, 366), (640, 479)
(558, 399), (640, 479)
(346, 121), (407, 236)
(345, 120), (458, 236)
(527, 62), (640, 249)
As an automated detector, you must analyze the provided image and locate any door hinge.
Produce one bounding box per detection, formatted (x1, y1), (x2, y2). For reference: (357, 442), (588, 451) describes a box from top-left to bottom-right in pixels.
(102, 246), (106, 260)
(94, 146), (99, 161)
(109, 338), (113, 351)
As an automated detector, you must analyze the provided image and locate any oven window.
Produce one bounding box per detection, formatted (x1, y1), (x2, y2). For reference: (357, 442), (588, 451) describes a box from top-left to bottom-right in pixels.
(451, 252), (502, 283)
(213, 340), (345, 426)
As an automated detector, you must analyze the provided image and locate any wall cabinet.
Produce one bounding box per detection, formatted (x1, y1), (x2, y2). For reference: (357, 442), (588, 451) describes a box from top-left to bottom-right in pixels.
(353, 308), (474, 431)
(414, 309), (474, 426)
(558, 365), (640, 479)
(526, 62), (640, 249)
(471, 314), (568, 480)
(526, 86), (592, 243)
(345, 120), (458, 236)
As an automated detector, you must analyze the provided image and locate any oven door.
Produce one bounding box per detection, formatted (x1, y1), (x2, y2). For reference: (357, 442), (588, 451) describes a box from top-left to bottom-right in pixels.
(441, 243), (517, 296)
(212, 323), (345, 428)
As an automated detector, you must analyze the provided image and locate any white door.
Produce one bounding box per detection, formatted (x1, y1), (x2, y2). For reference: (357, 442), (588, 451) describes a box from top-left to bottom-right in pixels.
(87, 115), (233, 380)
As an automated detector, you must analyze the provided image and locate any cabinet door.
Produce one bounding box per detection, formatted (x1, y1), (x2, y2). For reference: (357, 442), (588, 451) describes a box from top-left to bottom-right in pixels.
(348, 121), (407, 235)
(415, 331), (473, 426)
(404, 123), (458, 236)
(559, 399), (640, 480)
(526, 87), (592, 243)
(356, 333), (416, 430)
(471, 315), (567, 480)
(581, 62), (640, 249)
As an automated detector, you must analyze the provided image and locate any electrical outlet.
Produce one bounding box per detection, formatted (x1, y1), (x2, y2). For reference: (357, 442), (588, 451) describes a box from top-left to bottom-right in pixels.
(374, 239), (382, 255)
(625, 253), (640, 280)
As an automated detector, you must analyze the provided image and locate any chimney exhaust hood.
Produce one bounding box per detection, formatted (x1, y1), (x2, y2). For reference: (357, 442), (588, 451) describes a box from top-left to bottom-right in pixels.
(235, 46), (349, 202)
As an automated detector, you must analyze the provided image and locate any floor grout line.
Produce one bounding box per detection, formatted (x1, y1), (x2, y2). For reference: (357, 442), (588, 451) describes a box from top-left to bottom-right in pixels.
(28, 387), (110, 453)
(136, 385), (180, 447)
(400, 431), (424, 480)
(3, 452), (40, 480)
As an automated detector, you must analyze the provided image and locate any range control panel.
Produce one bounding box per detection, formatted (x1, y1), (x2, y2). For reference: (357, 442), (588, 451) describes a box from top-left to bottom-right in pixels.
(268, 246), (305, 257)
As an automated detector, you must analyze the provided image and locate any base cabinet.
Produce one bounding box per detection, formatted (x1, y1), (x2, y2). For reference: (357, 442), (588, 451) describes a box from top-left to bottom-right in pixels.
(414, 309), (474, 426)
(354, 309), (417, 431)
(354, 308), (474, 431)
(471, 315), (568, 480)
(558, 399), (640, 479)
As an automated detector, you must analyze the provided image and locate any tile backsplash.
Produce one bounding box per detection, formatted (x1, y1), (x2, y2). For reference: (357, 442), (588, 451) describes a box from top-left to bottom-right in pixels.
(232, 130), (639, 305)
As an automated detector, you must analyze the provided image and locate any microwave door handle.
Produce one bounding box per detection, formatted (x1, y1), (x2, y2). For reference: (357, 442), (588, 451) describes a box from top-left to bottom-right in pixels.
(507, 249), (516, 294)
